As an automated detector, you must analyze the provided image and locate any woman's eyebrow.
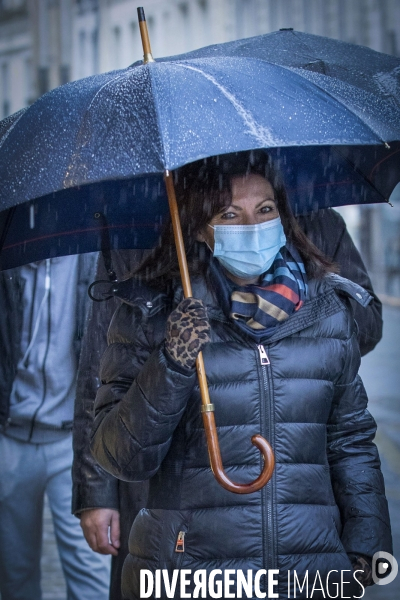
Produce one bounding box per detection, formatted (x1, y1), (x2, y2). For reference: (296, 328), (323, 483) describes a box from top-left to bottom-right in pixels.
(255, 197), (276, 208)
(224, 203), (243, 211)
(219, 197), (276, 213)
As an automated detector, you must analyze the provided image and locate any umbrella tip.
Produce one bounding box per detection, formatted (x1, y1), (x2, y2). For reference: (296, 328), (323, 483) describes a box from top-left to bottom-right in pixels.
(137, 7), (155, 64)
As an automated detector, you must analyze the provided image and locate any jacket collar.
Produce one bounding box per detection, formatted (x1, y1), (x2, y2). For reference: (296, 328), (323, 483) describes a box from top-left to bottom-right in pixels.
(322, 273), (371, 307)
(110, 277), (172, 317)
(255, 274), (371, 345)
(111, 271), (371, 344)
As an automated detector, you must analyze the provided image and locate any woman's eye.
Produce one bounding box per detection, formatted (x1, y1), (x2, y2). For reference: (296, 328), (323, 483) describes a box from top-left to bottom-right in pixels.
(220, 212), (237, 220)
(260, 205), (274, 213)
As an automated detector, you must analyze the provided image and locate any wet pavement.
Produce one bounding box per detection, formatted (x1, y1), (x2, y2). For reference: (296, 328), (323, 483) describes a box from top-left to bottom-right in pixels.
(39, 306), (400, 599)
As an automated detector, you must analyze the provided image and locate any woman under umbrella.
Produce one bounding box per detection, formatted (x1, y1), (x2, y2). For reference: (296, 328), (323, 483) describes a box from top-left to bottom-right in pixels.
(91, 150), (392, 599)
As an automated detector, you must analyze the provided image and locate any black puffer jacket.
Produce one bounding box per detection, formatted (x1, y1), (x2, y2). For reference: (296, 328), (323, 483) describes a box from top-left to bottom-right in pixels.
(91, 272), (391, 600)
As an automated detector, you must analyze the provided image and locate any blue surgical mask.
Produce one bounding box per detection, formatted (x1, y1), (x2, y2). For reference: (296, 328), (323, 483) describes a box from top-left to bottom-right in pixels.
(209, 217), (286, 278)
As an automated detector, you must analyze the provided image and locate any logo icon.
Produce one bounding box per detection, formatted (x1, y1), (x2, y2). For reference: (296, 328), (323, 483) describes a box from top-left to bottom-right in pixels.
(372, 551), (398, 585)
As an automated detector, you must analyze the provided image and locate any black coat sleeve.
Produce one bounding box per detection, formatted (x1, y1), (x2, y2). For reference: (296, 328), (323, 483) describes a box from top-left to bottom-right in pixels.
(297, 209), (382, 356)
(72, 250), (147, 515)
(90, 304), (197, 481)
(327, 321), (392, 558)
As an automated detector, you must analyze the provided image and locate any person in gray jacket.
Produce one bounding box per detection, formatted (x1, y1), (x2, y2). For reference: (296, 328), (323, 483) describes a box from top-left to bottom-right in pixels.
(73, 153), (385, 599)
(0, 254), (111, 600)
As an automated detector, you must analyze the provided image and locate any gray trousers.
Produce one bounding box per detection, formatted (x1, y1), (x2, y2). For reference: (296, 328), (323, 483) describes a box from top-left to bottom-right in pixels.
(0, 433), (110, 600)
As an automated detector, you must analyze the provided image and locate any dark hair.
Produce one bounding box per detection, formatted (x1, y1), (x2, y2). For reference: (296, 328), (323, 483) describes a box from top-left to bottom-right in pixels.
(133, 150), (336, 288)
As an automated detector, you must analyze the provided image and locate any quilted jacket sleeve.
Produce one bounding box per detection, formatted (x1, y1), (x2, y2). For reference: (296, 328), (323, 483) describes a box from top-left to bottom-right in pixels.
(72, 286), (120, 515)
(327, 328), (392, 558)
(72, 250), (149, 514)
(90, 309), (197, 482)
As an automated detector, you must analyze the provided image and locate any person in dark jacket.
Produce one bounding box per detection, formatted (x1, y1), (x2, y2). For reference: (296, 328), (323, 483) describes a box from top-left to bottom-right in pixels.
(73, 249), (150, 598)
(88, 151), (390, 599)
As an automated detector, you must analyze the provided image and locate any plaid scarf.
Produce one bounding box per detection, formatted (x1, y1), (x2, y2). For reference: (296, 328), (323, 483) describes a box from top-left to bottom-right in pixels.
(230, 245), (308, 336)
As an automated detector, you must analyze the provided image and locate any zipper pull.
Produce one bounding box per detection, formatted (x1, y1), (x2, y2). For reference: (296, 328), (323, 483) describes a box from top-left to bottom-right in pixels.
(45, 259), (51, 290)
(175, 531), (185, 553)
(257, 344), (270, 366)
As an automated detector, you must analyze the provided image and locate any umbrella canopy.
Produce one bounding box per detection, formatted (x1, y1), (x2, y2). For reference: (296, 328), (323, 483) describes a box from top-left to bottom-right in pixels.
(156, 28), (400, 99)
(0, 29), (399, 270)
(1, 30), (400, 207)
(0, 175), (169, 269)
(1, 141), (399, 270)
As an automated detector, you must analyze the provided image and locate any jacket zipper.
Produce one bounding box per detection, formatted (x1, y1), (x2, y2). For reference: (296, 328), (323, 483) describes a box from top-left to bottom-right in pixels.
(175, 530), (185, 553)
(257, 344), (275, 594)
(173, 527), (188, 571)
(28, 261), (51, 441)
(257, 344), (270, 365)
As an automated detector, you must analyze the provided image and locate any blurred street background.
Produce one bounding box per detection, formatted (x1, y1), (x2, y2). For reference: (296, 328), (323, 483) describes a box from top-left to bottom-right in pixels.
(1, 0), (399, 598)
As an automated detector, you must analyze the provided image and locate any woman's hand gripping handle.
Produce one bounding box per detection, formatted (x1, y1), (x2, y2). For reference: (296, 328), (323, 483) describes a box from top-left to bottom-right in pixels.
(165, 298), (211, 370)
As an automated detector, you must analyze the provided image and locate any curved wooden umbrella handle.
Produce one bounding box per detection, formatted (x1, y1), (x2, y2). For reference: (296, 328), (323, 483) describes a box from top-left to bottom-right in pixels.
(164, 171), (275, 494)
(202, 407), (275, 494)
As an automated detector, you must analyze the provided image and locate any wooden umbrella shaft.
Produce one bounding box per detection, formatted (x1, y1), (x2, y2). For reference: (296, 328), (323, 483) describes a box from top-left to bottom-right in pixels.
(137, 7), (155, 63)
(164, 171), (193, 298)
(164, 170), (217, 409)
(163, 170), (274, 494)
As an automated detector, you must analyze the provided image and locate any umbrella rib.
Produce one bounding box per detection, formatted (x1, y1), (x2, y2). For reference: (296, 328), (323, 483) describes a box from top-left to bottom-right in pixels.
(331, 146), (389, 201)
(176, 63), (277, 147)
(63, 71), (134, 186)
(80, 70), (133, 113)
(373, 66), (400, 109)
(284, 30), (330, 64)
(178, 59), (390, 146)
(368, 145), (400, 179)
(145, 66), (168, 168)
(278, 65), (389, 144)
(64, 66), (167, 185)
(284, 30), (361, 71)
(0, 108), (27, 150)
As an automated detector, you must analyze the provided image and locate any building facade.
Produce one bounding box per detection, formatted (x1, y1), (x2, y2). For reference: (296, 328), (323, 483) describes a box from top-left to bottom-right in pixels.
(72, 0), (400, 77)
(0, 0), (31, 116)
(2, 0), (400, 115)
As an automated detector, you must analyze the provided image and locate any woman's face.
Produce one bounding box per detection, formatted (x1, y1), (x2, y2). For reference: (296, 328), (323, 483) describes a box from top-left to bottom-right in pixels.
(197, 173), (279, 251)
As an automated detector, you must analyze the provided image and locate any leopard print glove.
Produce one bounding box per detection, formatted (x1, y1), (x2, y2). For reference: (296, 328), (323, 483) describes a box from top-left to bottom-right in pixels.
(165, 298), (211, 369)
(350, 555), (373, 587)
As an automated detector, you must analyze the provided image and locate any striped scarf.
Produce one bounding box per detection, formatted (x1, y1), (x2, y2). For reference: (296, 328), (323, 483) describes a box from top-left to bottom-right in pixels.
(230, 245), (308, 335)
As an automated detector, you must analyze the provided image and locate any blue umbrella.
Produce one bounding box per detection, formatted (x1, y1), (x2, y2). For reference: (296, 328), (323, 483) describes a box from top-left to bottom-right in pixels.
(0, 27), (399, 269)
(1, 44), (398, 207)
